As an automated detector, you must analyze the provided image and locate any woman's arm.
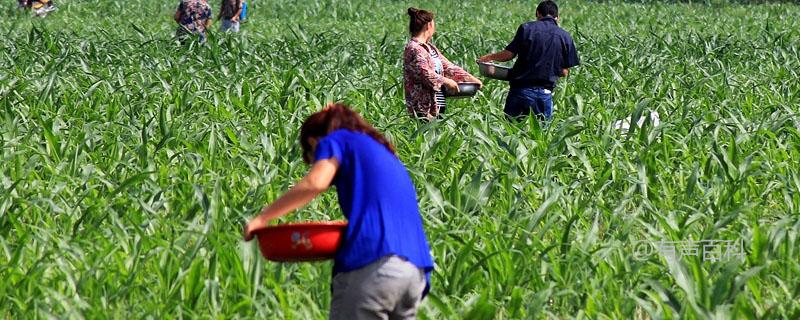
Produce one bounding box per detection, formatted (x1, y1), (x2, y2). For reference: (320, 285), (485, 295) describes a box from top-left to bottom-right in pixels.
(232, 1), (243, 21)
(243, 158), (339, 241)
(174, 7), (182, 23)
(437, 48), (481, 86)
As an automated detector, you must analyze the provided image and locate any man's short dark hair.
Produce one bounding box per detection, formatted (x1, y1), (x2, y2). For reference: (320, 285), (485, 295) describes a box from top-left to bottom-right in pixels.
(537, 1), (558, 18)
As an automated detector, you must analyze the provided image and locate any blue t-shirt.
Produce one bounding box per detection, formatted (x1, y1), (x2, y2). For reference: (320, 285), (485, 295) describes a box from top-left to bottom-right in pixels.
(314, 129), (434, 293)
(505, 17), (580, 90)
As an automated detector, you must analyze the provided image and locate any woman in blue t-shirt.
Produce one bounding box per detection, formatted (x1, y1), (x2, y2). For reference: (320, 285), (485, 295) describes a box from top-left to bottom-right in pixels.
(244, 103), (434, 319)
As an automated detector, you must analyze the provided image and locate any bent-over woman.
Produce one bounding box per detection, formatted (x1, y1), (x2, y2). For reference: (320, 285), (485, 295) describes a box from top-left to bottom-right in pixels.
(244, 104), (434, 319)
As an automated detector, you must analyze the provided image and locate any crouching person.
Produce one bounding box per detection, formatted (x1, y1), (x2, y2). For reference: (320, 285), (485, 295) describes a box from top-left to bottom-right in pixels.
(244, 103), (435, 319)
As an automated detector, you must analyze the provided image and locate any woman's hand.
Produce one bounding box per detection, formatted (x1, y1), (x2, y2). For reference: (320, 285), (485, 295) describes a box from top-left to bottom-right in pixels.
(443, 78), (459, 92)
(241, 158), (339, 242)
(467, 76), (483, 89)
(243, 215), (266, 241)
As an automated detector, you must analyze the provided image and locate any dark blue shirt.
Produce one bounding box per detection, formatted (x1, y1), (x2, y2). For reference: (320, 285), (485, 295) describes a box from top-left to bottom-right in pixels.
(505, 17), (580, 90)
(314, 129), (434, 294)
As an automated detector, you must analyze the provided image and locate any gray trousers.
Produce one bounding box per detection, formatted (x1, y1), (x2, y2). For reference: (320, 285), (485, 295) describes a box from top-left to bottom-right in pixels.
(329, 256), (426, 320)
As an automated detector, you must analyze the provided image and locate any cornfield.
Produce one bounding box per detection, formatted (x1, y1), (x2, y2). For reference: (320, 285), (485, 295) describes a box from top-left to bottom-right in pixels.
(1, 0), (799, 318)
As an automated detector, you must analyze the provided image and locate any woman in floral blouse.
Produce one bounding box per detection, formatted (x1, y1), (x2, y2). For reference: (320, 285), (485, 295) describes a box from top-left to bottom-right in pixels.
(403, 7), (482, 120)
(174, 0), (213, 44)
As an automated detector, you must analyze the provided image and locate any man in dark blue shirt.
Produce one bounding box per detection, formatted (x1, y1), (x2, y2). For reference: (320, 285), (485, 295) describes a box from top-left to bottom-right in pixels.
(479, 1), (580, 120)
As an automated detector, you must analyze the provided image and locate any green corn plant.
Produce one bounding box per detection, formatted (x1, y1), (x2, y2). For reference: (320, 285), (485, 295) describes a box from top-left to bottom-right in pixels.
(1, 0), (799, 318)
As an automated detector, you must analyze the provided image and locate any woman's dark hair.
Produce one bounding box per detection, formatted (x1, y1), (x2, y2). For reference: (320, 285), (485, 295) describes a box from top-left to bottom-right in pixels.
(407, 7), (434, 36)
(299, 103), (396, 164)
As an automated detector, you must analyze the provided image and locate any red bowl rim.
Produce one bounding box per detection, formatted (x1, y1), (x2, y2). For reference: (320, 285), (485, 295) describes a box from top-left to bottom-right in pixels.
(254, 221), (348, 235)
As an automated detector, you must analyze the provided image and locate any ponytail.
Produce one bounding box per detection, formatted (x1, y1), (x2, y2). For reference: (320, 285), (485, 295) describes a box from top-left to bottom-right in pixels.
(407, 7), (434, 36)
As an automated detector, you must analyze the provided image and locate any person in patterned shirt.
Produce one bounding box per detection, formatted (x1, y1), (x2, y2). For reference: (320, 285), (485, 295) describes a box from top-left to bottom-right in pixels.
(403, 7), (481, 121)
(174, 0), (213, 44)
(18, 0), (57, 16)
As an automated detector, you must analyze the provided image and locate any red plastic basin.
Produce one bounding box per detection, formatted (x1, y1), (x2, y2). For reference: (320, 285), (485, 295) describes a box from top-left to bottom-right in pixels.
(254, 221), (347, 262)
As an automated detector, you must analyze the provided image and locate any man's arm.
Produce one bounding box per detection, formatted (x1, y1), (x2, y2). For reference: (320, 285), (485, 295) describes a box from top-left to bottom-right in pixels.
(561, 34), (580, 77)
(480, 24), (524, 63)
(479, 50), (516, 63)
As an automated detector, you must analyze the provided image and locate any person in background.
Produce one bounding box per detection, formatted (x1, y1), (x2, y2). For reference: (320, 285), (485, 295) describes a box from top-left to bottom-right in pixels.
(239, 1), (247, 21)
(403, 7), (482, 120)
(218, 0), (242, 33)
(174, 0), (212, 44)
(31, 0), (56, 16)
(244, 103), (434, 319)
(18, 0), (57, 16)
(479, 0), (579, 121)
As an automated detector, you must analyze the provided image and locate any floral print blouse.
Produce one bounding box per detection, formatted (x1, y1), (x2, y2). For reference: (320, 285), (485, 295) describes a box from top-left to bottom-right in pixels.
(403, 39), (473, 119)
(176, 0), (212, 35)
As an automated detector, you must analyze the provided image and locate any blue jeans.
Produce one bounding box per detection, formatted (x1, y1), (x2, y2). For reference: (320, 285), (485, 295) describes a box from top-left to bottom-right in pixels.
(220, 19), (240, 32)
(504, 87), (553, 120)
